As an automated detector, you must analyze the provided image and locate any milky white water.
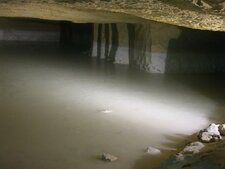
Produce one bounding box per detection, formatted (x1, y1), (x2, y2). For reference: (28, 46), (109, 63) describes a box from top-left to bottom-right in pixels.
(0, 43), (225, 169)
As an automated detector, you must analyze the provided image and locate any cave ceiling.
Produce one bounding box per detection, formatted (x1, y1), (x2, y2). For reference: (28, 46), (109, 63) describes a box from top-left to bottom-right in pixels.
(0, 0), (224, 31)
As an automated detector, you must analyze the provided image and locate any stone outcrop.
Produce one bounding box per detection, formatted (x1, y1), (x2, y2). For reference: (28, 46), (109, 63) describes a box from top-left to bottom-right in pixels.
(0, 0), (224, 31)
(157, 140), (225, 169)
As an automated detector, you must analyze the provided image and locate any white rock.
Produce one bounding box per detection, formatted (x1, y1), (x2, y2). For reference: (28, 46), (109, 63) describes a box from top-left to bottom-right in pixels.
(100, 109), (113, 114)
(146, 146), (161, 155)
(198, 123), (222, 142)
(219, 124), (225, 136)
(102, 153), (118, 162)
(182, 141), (205, 154)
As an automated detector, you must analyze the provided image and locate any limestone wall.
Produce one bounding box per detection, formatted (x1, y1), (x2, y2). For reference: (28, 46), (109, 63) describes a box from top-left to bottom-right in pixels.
(92, 22), (180, 73)
(92, 23), (129, 64)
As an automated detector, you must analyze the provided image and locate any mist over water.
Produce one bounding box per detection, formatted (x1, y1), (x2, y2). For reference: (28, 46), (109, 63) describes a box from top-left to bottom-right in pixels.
(0, 43), (225, 169)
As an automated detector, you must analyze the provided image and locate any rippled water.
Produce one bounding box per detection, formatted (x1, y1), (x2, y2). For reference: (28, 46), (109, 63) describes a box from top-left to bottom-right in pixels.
(0, 43), (225, 169)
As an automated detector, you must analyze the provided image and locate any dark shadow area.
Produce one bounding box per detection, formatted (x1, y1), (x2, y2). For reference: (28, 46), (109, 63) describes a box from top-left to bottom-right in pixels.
(0, 18), (93, 57)
(0, 41), (93, 70)
(60, 21), (93, 54)
(166, 27), (225, 73)
(164, 74), (225, 123)
(165, 27), (225, 124)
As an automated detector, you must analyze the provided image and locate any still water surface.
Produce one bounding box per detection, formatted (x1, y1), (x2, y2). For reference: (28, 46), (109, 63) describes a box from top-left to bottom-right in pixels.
(0, 43), (225, 169)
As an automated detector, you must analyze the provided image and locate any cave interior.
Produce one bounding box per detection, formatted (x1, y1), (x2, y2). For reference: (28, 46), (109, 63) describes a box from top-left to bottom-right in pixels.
(1, 15), (225, 169)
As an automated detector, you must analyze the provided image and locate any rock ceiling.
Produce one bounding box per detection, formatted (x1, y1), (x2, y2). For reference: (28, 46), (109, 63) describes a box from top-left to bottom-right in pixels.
(0, 0), (224, 31)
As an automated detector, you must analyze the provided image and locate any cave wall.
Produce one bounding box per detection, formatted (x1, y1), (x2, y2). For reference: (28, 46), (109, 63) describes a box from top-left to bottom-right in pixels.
(0, 19), (60, 42)
(92, 22), (225, 74)
(92, 23), (129, 64)
(91, 22), (180, 73)
(166, 28), (225, 73)
(0, 18), (93, 53)
(1, 18), (225, 74)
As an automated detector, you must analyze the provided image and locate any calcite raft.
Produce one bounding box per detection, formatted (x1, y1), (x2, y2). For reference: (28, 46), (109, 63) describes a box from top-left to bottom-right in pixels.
(0, 0), (224, 31)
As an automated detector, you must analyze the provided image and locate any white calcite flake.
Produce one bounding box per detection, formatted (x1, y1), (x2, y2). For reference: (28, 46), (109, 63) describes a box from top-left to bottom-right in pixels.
(145, 146), (161, 155)
(100, 109), (113, 114)
(102, 153), (118, 162)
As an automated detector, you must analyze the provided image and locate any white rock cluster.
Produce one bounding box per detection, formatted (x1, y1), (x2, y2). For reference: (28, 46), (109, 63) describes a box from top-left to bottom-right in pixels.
(100, 123), (225, 165)
(198, 123), (225, 143)
(174, 123), (225, 162)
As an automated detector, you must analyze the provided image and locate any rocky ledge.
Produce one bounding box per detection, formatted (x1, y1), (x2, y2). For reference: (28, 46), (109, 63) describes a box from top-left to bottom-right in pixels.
(0, 0), (224, 31)
(157, 123), (225, 169)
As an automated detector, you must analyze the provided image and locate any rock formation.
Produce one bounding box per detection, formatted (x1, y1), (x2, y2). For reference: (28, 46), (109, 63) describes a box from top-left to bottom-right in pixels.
(0, 0), (224, 31)
(92, 22), (180, 73)
(0, 0), (224, 74)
